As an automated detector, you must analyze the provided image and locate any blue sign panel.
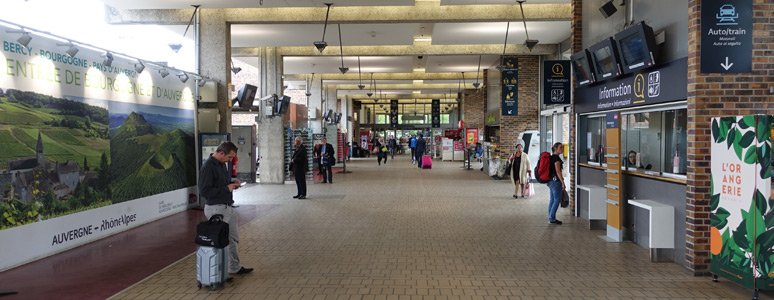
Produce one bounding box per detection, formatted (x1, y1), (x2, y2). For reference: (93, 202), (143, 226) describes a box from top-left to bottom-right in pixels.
(700, 0), (752, 73)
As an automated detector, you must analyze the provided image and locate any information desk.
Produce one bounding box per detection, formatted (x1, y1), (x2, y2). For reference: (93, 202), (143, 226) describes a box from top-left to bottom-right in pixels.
(577, 184), (606, 230)
(628, 199), (674, 262)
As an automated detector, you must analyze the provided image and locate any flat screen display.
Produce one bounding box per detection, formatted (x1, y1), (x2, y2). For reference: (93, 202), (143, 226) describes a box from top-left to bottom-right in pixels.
(573, 56), (593, 84)
(593, 46), (617, 76)
(620, 33), (646, 66)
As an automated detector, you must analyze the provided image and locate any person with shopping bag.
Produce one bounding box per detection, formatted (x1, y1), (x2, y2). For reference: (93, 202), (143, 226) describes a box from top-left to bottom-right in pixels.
(509, 144), (532, 198)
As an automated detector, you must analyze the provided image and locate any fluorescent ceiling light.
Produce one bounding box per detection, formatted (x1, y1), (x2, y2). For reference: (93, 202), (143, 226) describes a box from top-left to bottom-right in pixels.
(412, 90), (421, 94)
(413, 68), (425, 72)
(414, 38), (432, 42)
(413, 80), (423, 84)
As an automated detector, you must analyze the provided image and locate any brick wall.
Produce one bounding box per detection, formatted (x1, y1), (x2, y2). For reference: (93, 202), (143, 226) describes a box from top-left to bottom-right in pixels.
(569, 0), (583, 213)
(463, 88), (486, 130)
(500, 56), (540, 158)
(685, 0), (774, 275)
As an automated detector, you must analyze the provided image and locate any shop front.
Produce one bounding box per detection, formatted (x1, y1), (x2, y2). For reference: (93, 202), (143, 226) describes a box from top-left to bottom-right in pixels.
(574, 58), (688, 264)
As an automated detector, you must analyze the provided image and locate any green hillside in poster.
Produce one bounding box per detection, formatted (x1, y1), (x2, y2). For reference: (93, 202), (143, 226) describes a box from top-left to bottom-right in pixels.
(109, 102), (195, 203)
(0, 89), (111, 229)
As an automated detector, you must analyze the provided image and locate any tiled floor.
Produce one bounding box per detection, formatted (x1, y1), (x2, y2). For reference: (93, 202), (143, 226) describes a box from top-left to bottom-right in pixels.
(109, 155), (770, 300)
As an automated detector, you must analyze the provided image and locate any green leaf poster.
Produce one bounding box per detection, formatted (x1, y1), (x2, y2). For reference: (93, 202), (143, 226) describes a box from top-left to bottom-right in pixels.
(711, 115), (773, 290)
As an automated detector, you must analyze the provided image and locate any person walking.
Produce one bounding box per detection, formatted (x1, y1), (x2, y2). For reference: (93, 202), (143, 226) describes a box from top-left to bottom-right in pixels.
(199, 141), (254, 275)
(388, 136), (397, 159)
(312, 143), (322, 175)
(547, 142), (565, 225)
(409, 135), (417, 164)
(290, 136), (308, 199)
(415, 135), (426, 168)
(376, 137), (387, 166)
(314, 137), (335, 183)
(509, 144), (531, 198)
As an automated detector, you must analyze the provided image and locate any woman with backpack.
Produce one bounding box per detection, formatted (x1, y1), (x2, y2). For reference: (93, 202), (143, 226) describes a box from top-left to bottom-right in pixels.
(509, 144), (531, 198)
(547, 142), (566, 225)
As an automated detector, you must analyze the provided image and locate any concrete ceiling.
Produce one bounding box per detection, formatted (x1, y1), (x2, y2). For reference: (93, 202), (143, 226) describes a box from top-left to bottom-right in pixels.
(441, 0), (569, 4)
(432, 21), (572, 45)
(102, 0), (415, 9)
(231, 24), (416, 48)
(283, 56), (415, 74)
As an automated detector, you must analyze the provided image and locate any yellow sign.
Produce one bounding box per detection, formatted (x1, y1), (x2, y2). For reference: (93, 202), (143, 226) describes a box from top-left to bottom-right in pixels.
(486, 113), (496, 123)
(551, 63), (564, 77)
(633, 73), (646, 103)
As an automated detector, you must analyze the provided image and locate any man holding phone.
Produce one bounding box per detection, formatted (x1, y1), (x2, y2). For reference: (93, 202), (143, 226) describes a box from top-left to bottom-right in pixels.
(199, 141), (253, 275)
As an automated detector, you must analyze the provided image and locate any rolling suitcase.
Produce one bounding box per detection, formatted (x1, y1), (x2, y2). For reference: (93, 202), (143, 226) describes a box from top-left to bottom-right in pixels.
(195, 214), (230, 291)
(422, 155), (432, 169)
(196, 246), (229, 290)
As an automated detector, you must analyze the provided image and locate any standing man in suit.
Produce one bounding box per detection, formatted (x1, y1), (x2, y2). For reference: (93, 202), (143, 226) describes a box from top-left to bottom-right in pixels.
(314, 137), (335, 183)
(291, 136), (308, 199)
(415, 135), (426, 168)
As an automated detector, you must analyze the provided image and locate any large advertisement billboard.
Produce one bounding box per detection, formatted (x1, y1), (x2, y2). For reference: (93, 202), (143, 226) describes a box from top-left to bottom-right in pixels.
(0, 23), (198, 270)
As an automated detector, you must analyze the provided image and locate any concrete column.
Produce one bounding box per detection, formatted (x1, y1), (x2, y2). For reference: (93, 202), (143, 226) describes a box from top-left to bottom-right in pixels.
(196, 9), (231, 133)
(257, 47), (285, 184)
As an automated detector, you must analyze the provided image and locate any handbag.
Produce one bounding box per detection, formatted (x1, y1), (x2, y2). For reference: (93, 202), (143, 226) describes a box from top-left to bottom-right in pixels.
(195, 214), (229, 248)
(381, 146), (388, 152)
(523, 182), (535, 197)
(328, 156), (336, 166)
(561, 189), (570, 208)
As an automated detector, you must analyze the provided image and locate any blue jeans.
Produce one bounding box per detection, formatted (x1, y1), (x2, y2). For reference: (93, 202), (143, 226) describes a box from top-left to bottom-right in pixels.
(547, 180), (562, 222)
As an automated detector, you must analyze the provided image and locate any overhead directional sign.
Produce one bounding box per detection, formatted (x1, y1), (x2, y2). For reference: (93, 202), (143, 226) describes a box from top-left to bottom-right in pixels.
(700, 0), (752, 73)
(501, 57), (518, 116)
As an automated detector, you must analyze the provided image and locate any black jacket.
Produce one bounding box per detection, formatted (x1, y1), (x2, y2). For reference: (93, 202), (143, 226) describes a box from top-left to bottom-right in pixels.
(416, 138), (426, 155)
(313, 143), (335, 162)
(292, 144), (308, 174)
(199, 155), (233, 205)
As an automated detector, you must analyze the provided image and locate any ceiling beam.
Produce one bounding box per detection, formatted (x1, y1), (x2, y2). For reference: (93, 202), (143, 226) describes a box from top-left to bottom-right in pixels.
(105, 3), (571, 25)
(284, 72), (482, 81)
(233, 43), (555, 57)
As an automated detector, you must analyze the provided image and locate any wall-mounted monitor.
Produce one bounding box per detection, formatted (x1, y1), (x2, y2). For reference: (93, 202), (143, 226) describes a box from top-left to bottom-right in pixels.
(614, 21), (657, 74)
(323, 109), (333, 122)
(235, 84), (257, 108)
(570, 50), (596, 86)
(275, 95), (290, 115)
(334, 112), (342, 124)
(588, 37), (622, 80)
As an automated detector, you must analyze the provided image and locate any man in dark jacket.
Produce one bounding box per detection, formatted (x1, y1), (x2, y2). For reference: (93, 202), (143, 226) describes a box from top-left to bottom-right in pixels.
(199, 141), (253, 275)
(291, 136), (308, 199)
(388, 136), (397, 159)
(313, 137), (335, 183)
(415, 135), (426, 168)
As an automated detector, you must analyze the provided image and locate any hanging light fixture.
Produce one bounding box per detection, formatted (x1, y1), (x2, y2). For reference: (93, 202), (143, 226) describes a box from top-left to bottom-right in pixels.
(496, 21), (510, 71)
(518, 0), (538, 51)
(337, 24), (349, 74)
(169, 5), (200, 53)
(306, 73), (314, 97)
(230, 59), (242, 74)
(473, 55), (482, 88)
(357, 56), (365, 89)
(313, 3), (334, 52)
(367, 72), (374, 97)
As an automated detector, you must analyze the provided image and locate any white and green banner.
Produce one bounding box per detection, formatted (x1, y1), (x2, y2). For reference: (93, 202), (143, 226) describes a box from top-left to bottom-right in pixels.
(711, 115), (773, 290)
(0, 22), (203, 271)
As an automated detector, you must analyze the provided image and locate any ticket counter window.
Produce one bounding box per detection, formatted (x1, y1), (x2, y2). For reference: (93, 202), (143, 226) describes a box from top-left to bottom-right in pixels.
(621, 108), (687, 176)
(579, 116), (606, 165)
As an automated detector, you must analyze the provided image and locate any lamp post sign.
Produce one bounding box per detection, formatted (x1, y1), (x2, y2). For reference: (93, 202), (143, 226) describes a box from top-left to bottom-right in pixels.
(700, 0), (752, 73)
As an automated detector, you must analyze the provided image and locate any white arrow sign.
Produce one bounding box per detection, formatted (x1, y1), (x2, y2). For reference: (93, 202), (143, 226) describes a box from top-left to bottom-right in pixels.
(507, 110), (513, 114)
(720, 57), (734, 70)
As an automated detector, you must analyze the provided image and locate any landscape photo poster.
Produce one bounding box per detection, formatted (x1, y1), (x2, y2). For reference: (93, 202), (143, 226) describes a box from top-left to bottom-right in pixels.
(710, 115), (773, 290)
(0, 22), (199, 270)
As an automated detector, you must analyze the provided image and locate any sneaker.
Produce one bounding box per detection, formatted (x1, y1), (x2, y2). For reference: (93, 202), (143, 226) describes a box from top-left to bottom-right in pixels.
(234, 267), (254, 274)
(549, 220), (563, 225)
(513, 194), (518, 199)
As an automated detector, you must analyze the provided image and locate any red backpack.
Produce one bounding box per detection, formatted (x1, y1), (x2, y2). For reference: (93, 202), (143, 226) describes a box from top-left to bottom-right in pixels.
(533, 152), (551, 183)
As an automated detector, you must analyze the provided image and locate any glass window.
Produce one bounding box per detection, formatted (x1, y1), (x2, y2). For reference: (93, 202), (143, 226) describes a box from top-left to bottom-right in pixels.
(663, 109), (687, 174)
(441, 114), (450, 124)
(621, 108), (687, 176)
(622, 112), (661, 172)
(579, 116), (606, 164)
(376, 114), (388, 124)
